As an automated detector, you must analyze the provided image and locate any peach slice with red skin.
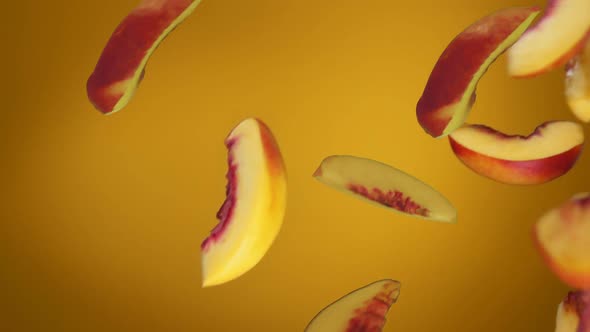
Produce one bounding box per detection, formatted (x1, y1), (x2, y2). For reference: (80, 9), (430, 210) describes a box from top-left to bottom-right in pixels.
(305, 279), (401, 332)
(533, 193), (590, 290)
(448, 121), (584, 185)
(555, 291), (590, 332)
(87, 0), (203, 114)
(200, 118), (287, 287)
(566, 38), (590, 122)
(507, 0), (590, 78)
(313, 155), (457, 223)
(416, 7), (540, 138)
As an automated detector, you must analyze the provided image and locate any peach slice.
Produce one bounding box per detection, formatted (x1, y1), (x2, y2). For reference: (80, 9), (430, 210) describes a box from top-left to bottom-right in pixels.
(566, 38), (590, 122)
(507, 0), (590, 78)
(87, 0), (203, 114)
(313, 155), (457, 223)
(200, 118), (287, 287)
(555, 291), (589, 332)
(416, 7), (540, 138)
(448, 121), (584, 185)
(305, 279), (401, 332)
(533, 193), (590, 290)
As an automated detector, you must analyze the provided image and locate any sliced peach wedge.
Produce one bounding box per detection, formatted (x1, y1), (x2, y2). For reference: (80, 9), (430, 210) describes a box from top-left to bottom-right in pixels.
(305, 279), (401, 332)
(200, 118), (287, 287)
(566, 38), (590, 122)
(507, 0), (590, 78)
(416, 7), (540, 138)
(313, 155), (457, 223)
(87, 0), (204, 114)
(533, 193), (590, 290)
(449, 121), (584, 185)
(554, 291), (589, 332)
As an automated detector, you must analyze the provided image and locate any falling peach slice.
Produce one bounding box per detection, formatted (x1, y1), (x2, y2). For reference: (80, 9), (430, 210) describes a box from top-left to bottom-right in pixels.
(449, 121), (584, 185)
(87, 0), (203, 114)
(566, 38), (590, 123)
(534, 193), (590, 290)
(200, 118), (287, 287)
(555, 291), (589, 332)
(305, 279), (401, 332)
(313, 155), (457, 223)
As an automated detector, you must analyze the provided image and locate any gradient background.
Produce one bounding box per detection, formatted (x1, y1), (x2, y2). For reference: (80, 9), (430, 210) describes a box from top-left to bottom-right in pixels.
(3, 0), (588, 331)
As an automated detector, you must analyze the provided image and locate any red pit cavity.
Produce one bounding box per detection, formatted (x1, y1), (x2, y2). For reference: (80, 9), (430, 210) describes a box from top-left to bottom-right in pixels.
(201, 138), (238, 250)
(347, 184), (430, 217)
(346, 286), (397, 332)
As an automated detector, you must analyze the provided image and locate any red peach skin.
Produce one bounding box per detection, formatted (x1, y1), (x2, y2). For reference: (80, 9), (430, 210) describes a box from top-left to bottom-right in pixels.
(555, 291), (589, 332)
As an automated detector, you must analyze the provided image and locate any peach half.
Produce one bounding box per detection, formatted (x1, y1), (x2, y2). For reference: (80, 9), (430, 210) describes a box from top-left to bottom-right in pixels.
(416, 7), (540, 138)
(200, 118), (287, 287)
(566, 38), (590, 123)
(87, 0), (203, 114)
(305, 279), (401, 332)
(507, 0), (590, 78)
(555, 291), (589, 332)
(449, 121), (584, 185)
(313, 155), (457, 223)
(533, 193), (590, 290)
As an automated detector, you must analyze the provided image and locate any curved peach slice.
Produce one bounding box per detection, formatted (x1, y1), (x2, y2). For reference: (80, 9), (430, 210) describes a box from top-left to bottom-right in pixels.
(566, 38), (590, 122)
(416, 7), (540, 138)
(507, 0), (590, 78)
(533, 193), (590, 290)
(449, 121), (584, 185)
(200, 118), (287, 287)
(313, 155), (457, 223)
(305, 279), (401, 332)
(87, 0), (203, 114)
(555, 291), (589, 332)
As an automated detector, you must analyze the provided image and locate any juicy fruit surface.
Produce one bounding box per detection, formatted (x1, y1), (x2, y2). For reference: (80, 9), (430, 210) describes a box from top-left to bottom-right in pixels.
(566, 39), (590, 122)
(305, 279), (401, 332)
(534, 193), (590, 290)
(200, 118), (287, 287)
(416, 7), (540, 137)
(507, 0), (590, 77)
(313, 155), (457, 223)
(555, 291), (590, 332)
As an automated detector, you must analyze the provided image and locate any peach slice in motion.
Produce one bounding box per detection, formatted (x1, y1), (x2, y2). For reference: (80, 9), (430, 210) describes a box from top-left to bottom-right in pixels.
(554, 291), (589, 332)
(449, 121), (584, 185)
(416, 7), (540, 138)
(566, 38), (590, 122)
(200, 118), (287, 287)
(313, 155), (457, 223)
(507, 0), (590, 78)
(305, 279), (401, 332)
(87, 0), (203, 114)
(534, 193), (590, 290)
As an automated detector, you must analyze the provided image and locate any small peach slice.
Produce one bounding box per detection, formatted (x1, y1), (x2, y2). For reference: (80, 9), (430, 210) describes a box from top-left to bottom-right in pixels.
(507, 0), (590, 78)
(313, 155), (457, 223)
(566, 38), (590, 122)
(449, 121), (584, 185)
(200, 118), (287, 287)
(87, 0), (203, 114)
(534, 193), (590, 290)
(305, 279), (401, 332)
(416, 7), (540, 138)
(555, 291), (589, 332)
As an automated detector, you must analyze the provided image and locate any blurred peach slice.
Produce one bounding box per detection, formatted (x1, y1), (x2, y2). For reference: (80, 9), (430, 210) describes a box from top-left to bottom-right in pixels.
(200, 118), (287, 287)
(555, 291), (589, 332)
(313, 155), (457, 223)
(566, 38), (590, 122)
(305, 279), (401, 332)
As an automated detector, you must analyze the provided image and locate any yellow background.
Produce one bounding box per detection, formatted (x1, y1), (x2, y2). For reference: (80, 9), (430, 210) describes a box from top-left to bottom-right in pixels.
(2, 0), (586, 331)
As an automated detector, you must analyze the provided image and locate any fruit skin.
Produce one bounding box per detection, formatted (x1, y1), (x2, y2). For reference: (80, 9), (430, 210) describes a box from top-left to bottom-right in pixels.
(87, 0), (203, 114)
(533, 193), (590, 290)
(313, 155), (457, 223)
(448, 121), (584, 185)
(555, 291), (589, 332)
(305, 279), (401, 332)
(200, 118), (287, 288)
(566, 38), (590, 122)
(507, 0), (590, 78)
(416, 7), (540, 138)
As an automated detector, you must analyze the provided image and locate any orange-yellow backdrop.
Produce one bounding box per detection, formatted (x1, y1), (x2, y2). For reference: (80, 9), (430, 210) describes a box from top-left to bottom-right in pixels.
(3, 0), (587, 331)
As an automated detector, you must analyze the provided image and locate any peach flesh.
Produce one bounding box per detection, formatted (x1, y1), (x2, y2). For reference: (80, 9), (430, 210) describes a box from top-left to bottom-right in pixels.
(346, 282), (399, 331)
(557, 291), (590, 332)
(347, 184), (430, 217)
